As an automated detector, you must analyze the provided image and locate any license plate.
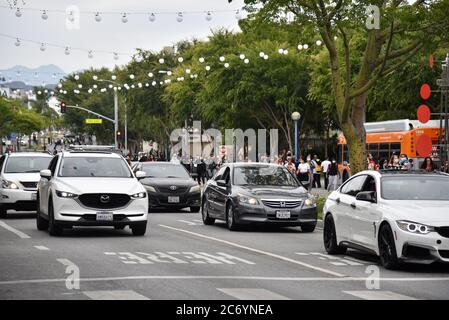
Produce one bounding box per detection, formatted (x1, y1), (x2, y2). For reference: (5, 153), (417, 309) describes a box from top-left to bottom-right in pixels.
(96, 212), (113, 221)
(276, 211), (291, 219)
(31, 193), (37, 201)
(168, 196), (180, 203)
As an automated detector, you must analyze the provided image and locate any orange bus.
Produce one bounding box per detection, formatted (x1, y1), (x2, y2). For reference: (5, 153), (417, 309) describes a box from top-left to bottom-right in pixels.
(336, 120), (442, 178)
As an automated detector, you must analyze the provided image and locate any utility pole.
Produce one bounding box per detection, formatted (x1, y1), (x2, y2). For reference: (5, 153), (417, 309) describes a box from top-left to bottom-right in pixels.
(114, 90), (118, 149)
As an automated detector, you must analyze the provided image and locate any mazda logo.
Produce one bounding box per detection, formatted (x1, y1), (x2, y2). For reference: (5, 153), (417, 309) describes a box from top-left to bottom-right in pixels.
(280, 201), (286, 208)
(169, 186), (177, 191)
(100, 195), (110, 203)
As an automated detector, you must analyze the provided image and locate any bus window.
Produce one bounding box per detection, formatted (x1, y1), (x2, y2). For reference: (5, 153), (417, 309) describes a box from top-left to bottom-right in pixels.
(379, 143), (390, 162)
(391, 142), (401, 156)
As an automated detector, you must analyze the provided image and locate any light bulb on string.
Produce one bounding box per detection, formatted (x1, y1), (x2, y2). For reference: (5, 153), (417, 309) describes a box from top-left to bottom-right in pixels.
(239, 54), (245, 60)
(176, 12), (183, 23)
(92, 75), (98, 81)
(283, 49), (288, 55)
(278, 48), (284, 54)
(134, 54), (143, 63)
(88, 88), (93, 94)
(185, 69), (191, 74)
(129, 74), (135, 79)
(303, 44), (309, 49)
(58, 83), (62, 88)
(205, 11), (212, 21)
(264, 54), (269, 60)
(15, 8), (22, 17)
(316, 40), (322, 46)
(259, 52), (265, 58)
(111, 75), (117, 80)
(108, 84), (113, 89)
(224, 63), (230, 68)
(121, 13), (128, 23)
(88, 50), (94, 59)
(149, 13), (156, 22)
(219, 56), (225, 62)
(93, 84), (98, 89)
(145, 83), (149, 87)
(297, 44), (303, 50)
(177, 57), (184, 63)
(68, 11), (75, 22)
(138, 82), (142, 88)
(40, 43), (46, 51)
(95, 12), (101, 22)
(15, 38), (21, 47)
(64, 47), (71, 55)
(41, 10), (48, 20)
(148, 72), (153, 78)
(167, 71), (172, 76)
(199, 57), (205, 63)
(244, 58), (249, 64)
(74, 74), (79, 81)
(205, 66), (211, 71)
(113, 52), (119, 60)
(52, 73), (56, 79)
(159, 58), (165, 64)
(78, 84), (82, 89)
(235, 10), (242, 20)
(152, 81), (156, 86)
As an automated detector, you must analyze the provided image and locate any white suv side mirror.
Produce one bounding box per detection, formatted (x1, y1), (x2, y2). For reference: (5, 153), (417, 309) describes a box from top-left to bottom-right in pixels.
(135, 171), (146, 180)
(40, 169), (52, 180)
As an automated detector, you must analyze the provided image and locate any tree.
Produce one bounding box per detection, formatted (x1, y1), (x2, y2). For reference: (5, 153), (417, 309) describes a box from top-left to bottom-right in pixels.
(245, 0), (449, 172)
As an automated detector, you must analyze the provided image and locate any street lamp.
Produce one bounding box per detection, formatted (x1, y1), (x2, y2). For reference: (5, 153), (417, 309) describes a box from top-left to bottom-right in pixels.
(291, 111), (301, 160)
(96, 78), (120, 149)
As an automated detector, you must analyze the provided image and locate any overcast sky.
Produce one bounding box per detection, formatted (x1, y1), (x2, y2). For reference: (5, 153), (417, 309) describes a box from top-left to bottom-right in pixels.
(0, 0), (245, 74)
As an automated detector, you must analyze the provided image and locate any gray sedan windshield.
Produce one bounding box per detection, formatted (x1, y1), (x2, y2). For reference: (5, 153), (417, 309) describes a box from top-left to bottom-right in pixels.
(233, 166), (298, 187)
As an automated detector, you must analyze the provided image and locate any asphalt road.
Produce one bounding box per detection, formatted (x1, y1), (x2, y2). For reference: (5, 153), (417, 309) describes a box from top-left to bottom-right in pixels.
(1, 209), (449, 300)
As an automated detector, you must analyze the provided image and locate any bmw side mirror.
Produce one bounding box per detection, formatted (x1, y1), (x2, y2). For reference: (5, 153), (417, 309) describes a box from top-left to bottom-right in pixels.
(356, 191), (377, 203)
(216, 180), (227, 188)
(40, 169), (52, 180)
(135, 171), (146, 180)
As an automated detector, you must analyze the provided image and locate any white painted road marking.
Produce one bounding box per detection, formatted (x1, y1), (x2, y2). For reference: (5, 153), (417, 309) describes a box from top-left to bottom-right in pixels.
(159, 224), (345, 277)
(34, 245), (50, 251)
(177, 220), (198, 226)
(0, 220), (31, 239)
(57, 258), (76, 267)
(296, 252), (364, 266)
(217, 288), (290, 300)
(2, 276), (449, 285)
(83, 290), (150, 300)
(344, 290), (417, 300)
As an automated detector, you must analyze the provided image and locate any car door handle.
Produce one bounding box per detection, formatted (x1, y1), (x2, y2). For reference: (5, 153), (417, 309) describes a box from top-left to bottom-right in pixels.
(350, 202), (356, 209)
(336, 198), (340, 204)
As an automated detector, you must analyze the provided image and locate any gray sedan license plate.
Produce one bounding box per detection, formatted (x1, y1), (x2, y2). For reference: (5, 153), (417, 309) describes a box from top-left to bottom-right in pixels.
(96, 212), (113, 221)
(276, 211), (291, 219)
(168, 196), (180, 203)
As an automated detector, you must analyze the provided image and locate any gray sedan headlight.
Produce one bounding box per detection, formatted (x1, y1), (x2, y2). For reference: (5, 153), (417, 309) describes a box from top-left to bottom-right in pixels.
(1, 179), (18, 189)
(396, 220), (435, 234)
(237, 193), (259, 205)
(304, 196), (316, 206)
(189, 185), (200, 193)
(131, 192), (147, 199)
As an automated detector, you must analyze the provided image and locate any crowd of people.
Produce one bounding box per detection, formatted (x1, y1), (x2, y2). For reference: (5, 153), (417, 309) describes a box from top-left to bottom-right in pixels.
(366, 152), (449, 173)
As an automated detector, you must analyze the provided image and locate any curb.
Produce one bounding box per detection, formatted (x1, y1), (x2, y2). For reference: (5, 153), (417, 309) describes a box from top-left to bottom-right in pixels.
(317, 219), (323, 228)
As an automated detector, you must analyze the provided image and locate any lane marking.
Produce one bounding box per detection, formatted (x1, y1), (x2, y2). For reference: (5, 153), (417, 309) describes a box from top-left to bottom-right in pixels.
(340, 259), (363, 266)
(0, 220), (31, 239)
(217, 288), (290, 300)
(344, 290), (417, 300)
(330, 262), (347, 266)
(177, 220), (198, 226)
(159, 224), (345, 277)
(34, 245), (50, 251)
(296, 252), (364, 266)
(57, 258), (76, 267)
(193, 219), (203, 223)
(83, 290), (150, 300)
(2, 276), (449, 285)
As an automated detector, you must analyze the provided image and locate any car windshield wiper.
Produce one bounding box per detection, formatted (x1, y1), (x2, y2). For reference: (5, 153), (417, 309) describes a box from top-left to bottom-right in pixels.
(165, 176), (182, 178)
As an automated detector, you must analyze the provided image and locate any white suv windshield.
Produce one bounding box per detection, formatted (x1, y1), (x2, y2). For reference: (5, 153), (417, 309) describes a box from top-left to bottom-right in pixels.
(381, 175), (449, 200)
(4, 156), (52, 173)
(59, 157), (132, 178)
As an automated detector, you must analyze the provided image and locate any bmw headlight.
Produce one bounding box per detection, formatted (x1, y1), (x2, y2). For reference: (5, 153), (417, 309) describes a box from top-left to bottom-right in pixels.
(144, 185), (156, 193)
(396, 220), (435, 235)
(237, 193), (259, 205)
(189, 185), (200, 193)
(1, 179), (18, 189)
(56, 190), (78, 198)
(131, 192), (147, 199)
(304, 196), (316, 206)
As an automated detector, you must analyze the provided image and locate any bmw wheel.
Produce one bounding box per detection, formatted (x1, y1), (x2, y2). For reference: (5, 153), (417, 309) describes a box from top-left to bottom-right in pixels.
(323, 214), (346, 254)
(378, 223), (400, 270)
(201, 201), (215, 225)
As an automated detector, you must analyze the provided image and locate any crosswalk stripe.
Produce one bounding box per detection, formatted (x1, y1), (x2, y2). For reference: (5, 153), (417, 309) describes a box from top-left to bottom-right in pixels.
(34, 245), (49, 251)
(177, 220), (197, 226)
(344, 290), (417, 300)
(217, 288), (290, 300)
(340, 259), (363, 266)
(82, 290), (150, 300)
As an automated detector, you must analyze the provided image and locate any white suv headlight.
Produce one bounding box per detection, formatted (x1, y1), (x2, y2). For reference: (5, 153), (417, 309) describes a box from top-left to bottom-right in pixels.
(56, 190), (78, 198)
(237, 193), (259, 205)
(396, 220), (435, 235)
(1, 179), (18, 189)
(189, 185), (200, 193)
(131, 192), (147, 199)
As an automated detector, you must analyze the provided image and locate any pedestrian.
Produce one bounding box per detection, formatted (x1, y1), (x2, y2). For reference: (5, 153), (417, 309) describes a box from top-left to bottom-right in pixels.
(321, 157), (331, 189)
(285, 156), (296, 175)
(420, 157), (435, 172)
(296, 157), (312, 191)
(441, 160), (449, 173)
(197, 159), (207, 185)
(367, 153), (378, 170)
(311, 155), (321, 188)
(327, 158), (340, 192)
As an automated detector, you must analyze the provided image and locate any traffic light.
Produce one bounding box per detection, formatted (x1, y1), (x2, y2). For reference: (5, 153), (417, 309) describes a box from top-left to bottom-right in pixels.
(60, 101), (66, 113)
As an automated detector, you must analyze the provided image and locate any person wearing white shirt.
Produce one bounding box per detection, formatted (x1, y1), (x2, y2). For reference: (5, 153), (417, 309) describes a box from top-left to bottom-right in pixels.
(296, 158), (312, 191)
(321, 157), (331, 189)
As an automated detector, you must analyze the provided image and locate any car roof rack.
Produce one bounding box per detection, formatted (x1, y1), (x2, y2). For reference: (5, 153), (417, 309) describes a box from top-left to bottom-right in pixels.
(66, 145), (121, 154)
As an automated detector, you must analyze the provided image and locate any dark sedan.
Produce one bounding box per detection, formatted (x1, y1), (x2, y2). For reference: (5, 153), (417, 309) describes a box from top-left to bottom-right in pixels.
(133, 162), (201, 212)
(201, 163), (317, 231)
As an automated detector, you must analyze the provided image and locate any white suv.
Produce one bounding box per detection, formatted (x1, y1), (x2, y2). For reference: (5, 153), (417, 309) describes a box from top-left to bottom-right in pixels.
(0, 152), (52, 218)
(37, 150), (148, 236)
(323, 170), (449, 269)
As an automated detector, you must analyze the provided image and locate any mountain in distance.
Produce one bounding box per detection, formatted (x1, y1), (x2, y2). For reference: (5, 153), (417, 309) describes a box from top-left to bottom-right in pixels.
(0, 64), (66, 87)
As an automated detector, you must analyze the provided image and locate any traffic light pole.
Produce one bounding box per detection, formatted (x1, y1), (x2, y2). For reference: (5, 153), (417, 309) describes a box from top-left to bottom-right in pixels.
(114, 91), (119, 149)
(66, 105), (115, 123)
